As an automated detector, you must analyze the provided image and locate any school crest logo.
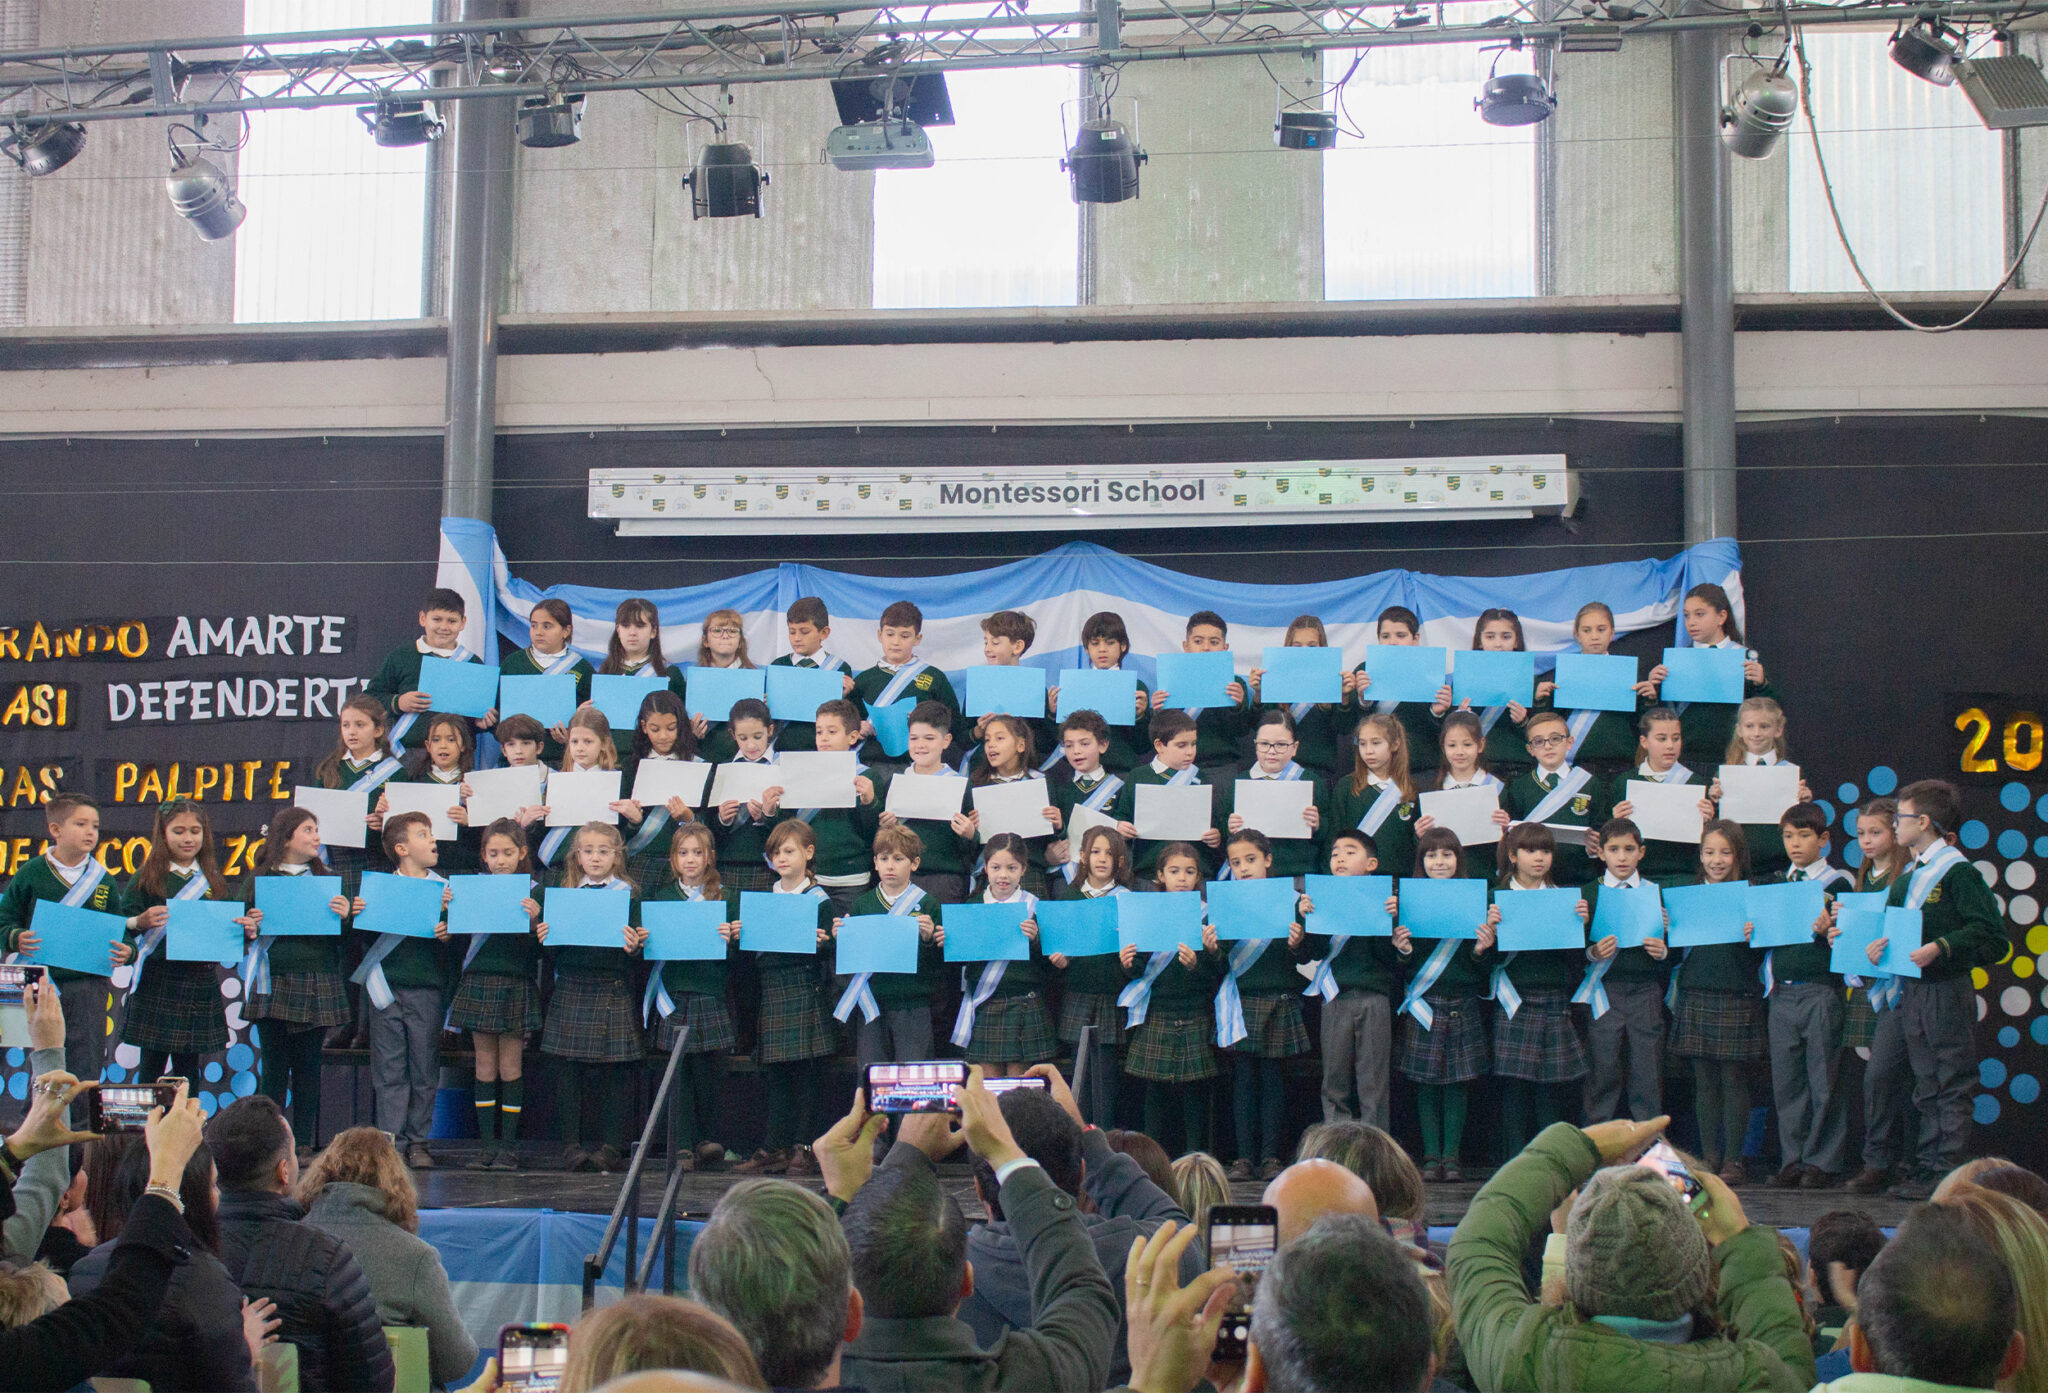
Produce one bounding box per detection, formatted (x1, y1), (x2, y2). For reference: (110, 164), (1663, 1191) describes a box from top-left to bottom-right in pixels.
(1570, 795), (1591, 815)
(857, 484), (872, 499)
(693, 484), (707, 500)
(775, 484), (790, 500)
(651, 498), (666, 512)
(1927, 887), (1944, 904)
(914, 673), (934, 691)
(1398, 803), (1416, 822)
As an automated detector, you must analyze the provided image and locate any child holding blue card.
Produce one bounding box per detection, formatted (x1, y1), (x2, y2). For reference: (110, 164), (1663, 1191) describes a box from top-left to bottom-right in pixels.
(953, 833), (1051, 1076)
(1047, 611), (1151, 775)
(1503, 709), (1609, 887)
(1152, 611), (1252, 777)
(1329, 713), (1419, 886)
(364, 812), (455, 1168)
(1247, 615), (1345, 780)
(1578, 817), (1670, 1125)
(447, 819), (543, 1171)
(733, 820), (836, 1178)
(499, 598), (594, 766)
(312, 694), (404, 897)
(1300, 829), (1406, 1131)
(592, 597), (688, 761)
(1352, 606), (1452, 776)
(619, 691), (702, 892)
(776, 700), (882, 914)
(853, 601), (961, 771)
(1756, 801), (1851, 1189)
(1667, 821), (1765, 1184)
(0, 793), (121, 1084)
(1120, 843), (1220, 1153)
(1559, 602), (1655, 780)
(366, 586), (496, 754)
(537, 822), (646, 1174)
(834, 826), (943, 1078)
(1394, 827), (1497, 1182)
(113, 798), (230, 1086)
(1461, 608), (1547, 779)
(1207, 829), (1309, 1182)
(239, 806), (358, 1152)
(645, 822), (739, 1175)
(1488, 823), (1590, 1157)
(405, 714), (480, 875)
(1644, 583), (1774, 766)
(1837, 797), (1905, 1161)
(771, 596), (857, 755)
(1051, 825), (1134, 1127)
(960, 610), (1054, 775)
(712, 698), (781, 895)
(687, 607), (758, 762)
(1607, 707), (1713, 886)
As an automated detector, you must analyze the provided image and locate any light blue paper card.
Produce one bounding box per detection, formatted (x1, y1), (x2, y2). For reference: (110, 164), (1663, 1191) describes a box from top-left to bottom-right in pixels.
(592, 673), (668, 730)
(1878, 907), (1924, 978)
(1451, 650), (1536, 709)
(1746, 879), (1827, 949)
(943, 902), (1031, 963)
(542, 886), (633, 949)
(1153, 651), (1237, 709)
(1663, 881), (1750, 947)
(1554, 653), (1640, 714)
(1496, 886), (1587, 952)
(869, 700), (915, 758)
(1398, 877), (1488, 940)
(1259, 646), (1343, 705)
(765, 666), (843, 723)
(1831, 903), (1888, 977)
(358, 872), (445, 939)
(255, 874), (344, 937)
(964, 665), (1048, 719)
(419, 656), (501, 720)
(22, 902), (122, 977)
(1660, 647), (1745, 704)
(643, 900), (729, 962)
(738, 891), (820, 955)
(1207, 877), (1299, 941)
(1302, 874), (1393, 940)
(1591, 883), (1664, 949)
(1118, 892), (1205, 954)
(498, 674), (577, 729)
(1055, 668), (1141, 726)
(837, 915), (921, 975)
(685, 667), (766, 723)
(446, 874), (533, 937)
(1361, 645), (1449, 704)
(167, 900), (245, 964)
(1037, 897), (1122, 958)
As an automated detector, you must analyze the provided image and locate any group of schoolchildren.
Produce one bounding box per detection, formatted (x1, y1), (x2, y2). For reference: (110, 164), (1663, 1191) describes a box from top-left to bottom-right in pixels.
(0, 581), (2005, 1201)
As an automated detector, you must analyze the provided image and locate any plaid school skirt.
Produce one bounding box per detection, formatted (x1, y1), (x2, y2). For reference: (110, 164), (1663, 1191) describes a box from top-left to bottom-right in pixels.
(1491, 988), (1588, 1084)
(1841, 988), (1878, 1050)
(720, 863), (775, 895)
(447, 971), (543, 1036)
(245, 969), (351, 1029)
(1057, 990), (1125, 1046)
(541, 975), (643, 1063)
(1126, 1009), (1218, 1083)
(1230, 991), (1311, 1060)
(1397, 995), (1489, 1085)
(656, 991), (738, 1055)
(1670, 987), (1767, 1062)
(964, 991), (1055, 1065)
(121, 961), (228, 1054)
(757, 968), (835, 1065)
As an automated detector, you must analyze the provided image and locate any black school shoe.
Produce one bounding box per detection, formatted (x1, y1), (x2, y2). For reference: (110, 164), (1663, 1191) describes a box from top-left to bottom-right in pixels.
(1889, 1171), (1937, 1201)
(1847, 1167), (1892, 1194)
(694, 1140), (727, 1171)
(1768, 1164), (1808, 1189)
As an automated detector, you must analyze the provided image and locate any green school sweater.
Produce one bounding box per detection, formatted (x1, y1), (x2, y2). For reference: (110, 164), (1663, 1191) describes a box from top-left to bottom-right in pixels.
(1666, 876), (1764, 995)
(1051, 881), (1130, 997)
(1478, 688), (1551, 779)
(0, 855), (122, 985)
(498, 646), (595, 765)
(1886, 852), (2007, 983)
(1110, 764), (1224, 878)
(970, 892), (1049, 999)
(853, 662), (960, 767)
(751, 886), (835, 978)
(1186, 692), (1254, 770)
(240, 871), (347, 977)
(1348, 674), (1445, 773)
(1673, 648), (1776, 766)
(1207, 907), (1307, 995)
(1581, 879), (1670, 987)
(1401, 935), (1491, 998)
(1122, 942), (1221, 1016)
(1326, 777), (1419, 881)
(547, 883), (640, 985)
(654, 884), (740, 1001)
(1299, 920), (1406, 998)
(366, 643), (489, 752)
(121, 868), (223, 944)
(1490, 884), (1586, 994)
(363, 870), (451, 991)
(461, 872), (541, 978)
(1606, 764), (1710, 884)
(402, 760), (479, 875)
(872, 768), (975, 877)
(712, 758), (776, 872)
(1503, 765), (1611, 888)
(593, 662), (687, 759)
(769, 654), (856, 753)
(844, 883), (944, 1008)
(774, 785), (881, 881)
(1216, 769), (1328, 880)
(1051, 767), (1124, 853)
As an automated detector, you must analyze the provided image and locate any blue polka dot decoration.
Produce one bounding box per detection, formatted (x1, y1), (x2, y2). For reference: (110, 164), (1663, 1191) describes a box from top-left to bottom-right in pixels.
(232, 1071), (258, 1098)
(6, 1074), (24, 1101)
(1815, 800), (1836, 828)
(1983, 1057), (2010, 1089)
(2034, 1017), (2048, 1046)
(2, 1049), (19, 1069)
(1837, 783), (1860, 806)
(1844, 808), (1860, 835)
(2014, 1075), (2041, 1105)
(227, 1042), (255, 1072)
(104, 1065), (126, 1084)
(1868, 766), (1897, 796)
(2004, 782), (2033, 813)
(1977, 1094), (2004, 1125)
(1845, 843), (1864, 869)
(2002, 1027), (2022, 1048)
(1962, 820), (1991, 850)
(2037, 836), (2048, 859)
(198, 1092), (219, 1117)
(203, 1061), (223, 1084)
(2001, 829), (2029, 859)
(2039, 794), (2048, 822)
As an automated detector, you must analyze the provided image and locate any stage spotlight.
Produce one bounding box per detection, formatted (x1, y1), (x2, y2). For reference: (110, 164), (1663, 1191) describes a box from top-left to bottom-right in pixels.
(2, 121), (86, 176)
(357, 100), (444, 147)
(517, 94), (584, 148)
(1477, 70), (1556, 125)
(1721, 64), (1798, 158)
(684, 140), (766, 218)
(1891, 15), (1958, 86)
(165, 150), (245, 241)
(1063, 117), (1146, 204)
(1275, 110), (1338, 149)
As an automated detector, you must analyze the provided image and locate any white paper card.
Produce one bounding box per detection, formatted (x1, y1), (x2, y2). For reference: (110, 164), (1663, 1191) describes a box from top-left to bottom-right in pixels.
(776, 751), (860, 810)
(631, 759), (715, 809)
(1065, 805), (1120, 864)
(1420, 787), (1503, 846)
(1717, 763), (1801, 825)
(464, 765), (545, 827)
(972, 778), (1055, 841)
(293, 786), (369, 849)
(1235, 780), (1316, 840)
(1626, 779), (1705, 843)
(1134, 784), (1216, 841)
(381, 782), (462, 842)
(885, 772), (968, 822)
(546, 768), (623, 827)
(708, 762), (780, 808)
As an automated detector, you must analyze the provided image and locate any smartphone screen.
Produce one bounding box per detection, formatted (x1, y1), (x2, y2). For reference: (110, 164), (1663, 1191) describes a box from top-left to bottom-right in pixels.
(500, 1324), (571, 1392)
(0, 963), (44, 1008)
(1640, 1140), (1702, 1201)
(90, 1083), (169, 1134)
(866, 1061), (968, 1114)
(983, 1077), (1048, 1098)
(1206, 1205), (1279, 1361)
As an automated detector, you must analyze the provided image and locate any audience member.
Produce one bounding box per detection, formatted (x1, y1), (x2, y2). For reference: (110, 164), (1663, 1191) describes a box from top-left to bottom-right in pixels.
(1824, 1204), (2025, 1393)
(1937, 1185), (2048, 1393)
(1, 983), (71, 1266)
(1105, 1131), (1176, 1202)
(1247, 1214), (1436, 1393)
(0, 1259), (65, 1327)
(298, 1127), (479, 1388)
(1296, 1121), (1428, 1248)
(34, 1167), (94, 1275)
(1168, 1153), (1228, 1236)
(1935, 1159), (2048, 1217)
(1262, 1159), (1376, 1245)
(1806, 1209), (1886, 1369)
(558, 1295), (765, 1393)
(689, 1178), (861, 1391)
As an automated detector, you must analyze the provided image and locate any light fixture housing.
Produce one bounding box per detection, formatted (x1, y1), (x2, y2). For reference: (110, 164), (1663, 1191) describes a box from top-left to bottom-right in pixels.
(1275, 109), (1338, 149)
(357, 100), (444, 147)
(684, 140), (766, 217)
(1476, 70), (1556, 125)
(516, 94), (584, 148)
(1891, 16), (1958, 86)
(824, 120), (934, 171)
(1064, 117), (1146, 204)
(2, 121), (86, 176)
(1956, 53), (2048, 129)
(1720, 64), (1798, 158)
(165, 150), (245, 241)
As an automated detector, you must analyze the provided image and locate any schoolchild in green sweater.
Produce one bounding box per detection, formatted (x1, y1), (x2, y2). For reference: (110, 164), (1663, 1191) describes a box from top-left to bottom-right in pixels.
(831, 824), (944, 1073)
(1643, 582), (1777, 768)
(1300, 829), (1407, 1132)
(770, 596), (858, 756)
(1111, 711), (1227, 880)
(961, 715), (1061, 897)
(1555, 601), (1658, 782)
(873, 700), (976, 905)
(1579, 817), (1672, 1127)
(446, 819), (544, 1171)
(1328, 712), (1421, 886)
(590, 596), (689, 763)
(1488, 822), (1591, 1157)
(1044, 610), (1152, 776)
(1757, 802), (1852, 1189)
(711, 698), (780, 895)
(113, 798), (231, 1087)
(1149, 610), (1254, 777)
(1245, 614), (1347, 781)
(1120, 842), (1222, 1154)
(772, 699), (880, 916)
(1207, 829), (1311, 1182)
(0, 794), (119, 1088)
(1219, 710), (1327, 882)
(852, 600), (961, 772)
(364, 812), (454, 1169)
(1667, 821), (1767, 1182)
(366, 586), (496, 755)
(1608, 707), (1715, 887)
(1049, 824), (1135, 1128)
(1708, 696), (1812, 879)
(497, 597), (593, 767)
(683, 606), (758, 764)
(644, 821), (740, 1174)
(1046, 710), (1127, 893)
(952, 832), (1053, 1077)
(1395, 827), (1499, 1182)
(616, 691), (704, 893)
(1352, 606), (1452, 777)
(404, 713), (479, 876)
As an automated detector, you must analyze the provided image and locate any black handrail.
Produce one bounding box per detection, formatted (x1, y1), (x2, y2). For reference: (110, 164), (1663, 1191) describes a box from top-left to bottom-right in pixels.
(582, 1023), (689, 1311)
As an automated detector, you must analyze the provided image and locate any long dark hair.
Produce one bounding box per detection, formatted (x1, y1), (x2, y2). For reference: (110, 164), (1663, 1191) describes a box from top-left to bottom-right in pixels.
(137, 798), (229, 900)
(313, 694), (392, 788)
(1496, 820), (1557, 885)
(1684, 582), (1742, 644)
(1415, 825), (1467, 878)
(971, 714), (1039, 784)
(601, 597), (670, 675)
(632, 690), (698, 762)
(1471, 607), (1527, 651)
(111, 1138), (221, 1254)
(254, 806), (332, 877)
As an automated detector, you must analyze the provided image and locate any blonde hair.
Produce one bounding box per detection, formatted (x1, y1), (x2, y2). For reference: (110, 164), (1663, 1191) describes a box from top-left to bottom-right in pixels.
(560, 1294), (766, 1393)
(294, 1126), (419, 1234)
(1940, 1184), (2048, 1393)
(669, 822), (723, 900)
(1725, 695), (1789, 765)
(0, 1261), (66, 1327)
(1350, 712), (1417, 802)
(561, 707), (620, 772)
(563, 822), (634, 891)
(1170, 1152), (1230, 1235)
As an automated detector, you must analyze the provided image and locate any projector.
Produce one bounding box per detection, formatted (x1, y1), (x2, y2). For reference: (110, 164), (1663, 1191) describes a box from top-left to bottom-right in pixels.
(1274, 110), (1337, 149)
(824, 121), (934, 171)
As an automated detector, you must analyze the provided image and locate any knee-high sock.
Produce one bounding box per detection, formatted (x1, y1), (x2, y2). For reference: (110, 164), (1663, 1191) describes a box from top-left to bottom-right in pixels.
(499, 1076), (525, 1142)
(1419, 1084), (1445, 1159)
(1693, 1059), (1726, 1165)
(474, 1079), (499, 1143)
(1442, 1082), (1469, 1161)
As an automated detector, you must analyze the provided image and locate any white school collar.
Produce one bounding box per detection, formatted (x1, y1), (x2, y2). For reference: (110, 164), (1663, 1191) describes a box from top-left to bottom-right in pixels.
(429, 766), (462, 783)
(169, 862), (198, 877)
(879, 882), (921, 910)
(1638, 762), (1678, 779)
(1603, 872), (1643, 889)
(417, 639), (459, 658)
(1081, 881), (1117, 897)
(46, 853), (90, 882)
(1744, 750), (1779, 766)
(1442, 775), (1487, 790)
(984, 886), (1027, 905)
(1533, 762), (1571, 782)
(773, 879), (817, 894)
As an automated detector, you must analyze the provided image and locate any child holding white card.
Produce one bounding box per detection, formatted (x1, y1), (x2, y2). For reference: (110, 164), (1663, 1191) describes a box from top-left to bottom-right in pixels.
(646, 822), (739, 1174)
(1758, 801), (1850, 1189)
(834, 825), (944, 1076)
(1709, 696), (1812, 877)
(499, 597), (594, 767)
(114, 798), (230, 1086)
(537, 822), (646, 1173)
(366, 811), (454, 1169)
(1424, 713), (1504, 880)
(690, 607), (757, 763)
(541, 708), (621, 877)
(1394, 826), (1496, 1182)
(1206, 829), (1310, 1182)
(1606, 707), (1713, 886)
(1578, 816), (1670, 1125)
(1222, 710), (1326, 881)
(1559, 601), (1657, 780)
(1487, 822), (1589, 1157)
(853, 600), (960, 771)
(448, 817), (543, 1171)
(1151, 610), (1253, 777)
(772, 596), (857, 756)
(1246, 614), (1345, 780)
(1046, 610), (1151, 775)
(1120, 843), (1220, 1154)
(954, 832), (1052, 1076)
(1329, 713), (1419, 886)
(1353, 605), (1452, 777)
(483, 714), (554, 864)
(713, 697), (781, 895)
(774, 699), (880, 914)
(875, 700), (974, 904)
(406, 713), (479, 875)
(1644, 582), (1775, 767)
(1299, 829), (1404, 1130)
(312, 694), (403, 895)
(733, 820), (836, 1178)
(1047, 710), (1125, 894)
(1503, 709), (1608, 887)
(1051, 825), (1133, 1127)
(964, 714), (1060, 896)
(594, 597), (687, 761)
(1112, 710), (1224, 880)
(1667, 820), (1764, 1184)
(619, 690), (701, 893)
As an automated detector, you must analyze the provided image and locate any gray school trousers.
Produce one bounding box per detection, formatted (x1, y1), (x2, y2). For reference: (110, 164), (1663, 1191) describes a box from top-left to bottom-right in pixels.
(1768, 981), (1848, 1174)
(370, 986), (442, 1146)
(59, 978), (106, 1085)
(1583, 980), (1664, 1124)
(1319, 988), (1393, 1130)
(855, 1005), (935, 1072)
(1864, 976), (1974, 1175)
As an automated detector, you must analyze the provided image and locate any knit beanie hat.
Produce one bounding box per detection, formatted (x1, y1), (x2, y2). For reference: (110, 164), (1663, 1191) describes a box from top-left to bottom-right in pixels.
(1564, 1165), (1712, 1322)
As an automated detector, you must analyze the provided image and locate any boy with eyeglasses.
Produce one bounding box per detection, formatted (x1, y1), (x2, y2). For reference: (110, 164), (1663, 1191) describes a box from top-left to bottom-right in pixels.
(1503, 709), (1608, 886)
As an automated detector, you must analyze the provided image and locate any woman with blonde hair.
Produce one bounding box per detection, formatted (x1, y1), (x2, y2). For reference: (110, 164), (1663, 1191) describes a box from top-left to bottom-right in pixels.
(1939, 1183), (2048, 1392)
(298, 1127), (479, 1389)
(559, 1294), (766, 1392)
(1170, 1151), (1230, 1235)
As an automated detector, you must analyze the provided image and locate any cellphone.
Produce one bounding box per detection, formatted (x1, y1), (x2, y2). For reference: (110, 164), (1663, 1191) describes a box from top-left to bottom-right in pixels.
(86, 1081), (179, 1134)
(156, 1075), (188, 1095)
(0, 964), (47, 1048)
(498, 1323), (571, 1392)
(1640, 1140), (1710, 1211)
(984, 1076), (1048, 1099)
(1204, 1204), (1279, 1362)
(867, 1061), (967, 1114)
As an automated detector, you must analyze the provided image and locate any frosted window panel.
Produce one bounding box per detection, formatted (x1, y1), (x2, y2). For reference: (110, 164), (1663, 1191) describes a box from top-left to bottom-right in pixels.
(234, 0), (431, 323)
(873, 65), (1080, 308)
(1788, 29), (2002, 292)
(1323, 43), (1537, 300)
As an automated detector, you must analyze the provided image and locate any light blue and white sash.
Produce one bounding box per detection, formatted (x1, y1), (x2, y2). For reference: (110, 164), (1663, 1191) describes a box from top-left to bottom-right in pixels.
(130, 870), (207, 993)
(1479, 704), (1510, 737)
(239, 863), (311, 997)
(532, 648), (581, 677)
(538, 766), (600, 864)
(1565, 709), (1603, 762)
(351, 870), (446, 1011)
(950, 889), (1038, 1048)
(1165, 765), (1201, 788)
(1489, 954), (1524, 1019)
(1119, 950), (1178, 1028)
(1215, 934), (1273, 1047)
(1520, 766), (1593, 827)
(1374, 698), (1401, 716)
(1643, 762), (1694, 785)
(1572, 880), (1642, 1020)
(835, 884), (925, 1025)
(1665, 947), (1692, 1012)
(1060, 773), (1126, 884)
(1760, 864), (1849, 997)
(321, 754), (406, 862)
(625, 758), (685, 857)
(1398, 937), (1463, 1030)
(643, 883), (708, 1025)
(1356, 781), (1403, 836)
(875, 661), (930, 707)
(1871, 845), (1966, 1012)
(55, 855), (108, 909)
(390, 644), (475, 745)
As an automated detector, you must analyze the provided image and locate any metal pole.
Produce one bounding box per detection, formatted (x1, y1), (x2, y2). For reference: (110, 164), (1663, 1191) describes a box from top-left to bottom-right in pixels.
(441, 0), (513, 523)
(1674, 22), (1736, 545)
